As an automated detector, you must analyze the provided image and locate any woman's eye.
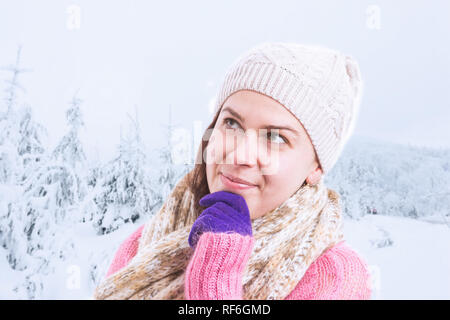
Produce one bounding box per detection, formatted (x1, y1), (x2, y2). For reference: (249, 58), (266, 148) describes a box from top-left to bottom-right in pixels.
(223, 118), (244, 134)
(267, 130), (288, 144)
(223, 118), (288, 144)
(223, 117), (239, 129)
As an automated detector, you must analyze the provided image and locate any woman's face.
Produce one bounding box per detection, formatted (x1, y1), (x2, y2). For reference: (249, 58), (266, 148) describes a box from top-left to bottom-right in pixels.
(205, 89), (323, 220)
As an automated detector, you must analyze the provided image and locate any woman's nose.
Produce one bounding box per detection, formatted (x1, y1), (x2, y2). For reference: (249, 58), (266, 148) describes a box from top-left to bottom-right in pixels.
(226, 128), (259, 166)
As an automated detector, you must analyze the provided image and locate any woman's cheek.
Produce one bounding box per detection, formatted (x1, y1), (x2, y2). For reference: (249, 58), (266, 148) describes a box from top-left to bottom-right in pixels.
(261, 147), (282, 176)
(205, 141), (219, 166)
(207, 129), (228, 165)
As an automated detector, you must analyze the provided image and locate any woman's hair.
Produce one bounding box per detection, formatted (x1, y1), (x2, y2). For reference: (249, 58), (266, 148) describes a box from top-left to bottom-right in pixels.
(188, 107), (316, 216)
(188, 109), (221, 216)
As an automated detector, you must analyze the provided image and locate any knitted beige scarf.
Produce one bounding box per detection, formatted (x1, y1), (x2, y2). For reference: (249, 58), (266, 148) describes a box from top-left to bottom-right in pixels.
(93, 169), (344, 300)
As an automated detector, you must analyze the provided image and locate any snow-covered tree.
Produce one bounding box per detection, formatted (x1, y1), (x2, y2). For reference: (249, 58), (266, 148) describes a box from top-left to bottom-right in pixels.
(16, 104), (47, 183)
(90, 107), (156, 234)
(0, 92), (89, 298)
(1, 46), (32, 117)
(0, 46), (42, 186)
(50, 93), (88, 205)
(150, 104), (193, 205)
(0, 47), (48, 278)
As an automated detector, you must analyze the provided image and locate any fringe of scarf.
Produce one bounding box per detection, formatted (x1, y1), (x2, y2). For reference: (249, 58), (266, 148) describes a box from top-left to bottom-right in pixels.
(93, 169), (344, 300)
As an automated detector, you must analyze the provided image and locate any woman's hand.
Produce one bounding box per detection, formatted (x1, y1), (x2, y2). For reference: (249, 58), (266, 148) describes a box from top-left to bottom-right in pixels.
(188, 191), (253, 249)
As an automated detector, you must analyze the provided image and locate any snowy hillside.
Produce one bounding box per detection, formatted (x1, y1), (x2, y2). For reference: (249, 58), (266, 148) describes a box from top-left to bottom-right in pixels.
(343, 214), (450, 299)
(325, 135), (450, 222)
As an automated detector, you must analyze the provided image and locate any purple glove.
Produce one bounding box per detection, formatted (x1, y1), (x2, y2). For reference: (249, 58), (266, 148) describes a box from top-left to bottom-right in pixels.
(188, 191), (253, 249)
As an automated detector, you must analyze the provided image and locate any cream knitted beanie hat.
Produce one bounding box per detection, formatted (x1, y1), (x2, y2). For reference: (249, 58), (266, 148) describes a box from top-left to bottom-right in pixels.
(212, 42), (363, 175)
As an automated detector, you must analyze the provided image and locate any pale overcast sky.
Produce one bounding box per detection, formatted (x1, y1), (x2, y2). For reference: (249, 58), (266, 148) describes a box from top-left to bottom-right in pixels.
(0, 0), (449, 163)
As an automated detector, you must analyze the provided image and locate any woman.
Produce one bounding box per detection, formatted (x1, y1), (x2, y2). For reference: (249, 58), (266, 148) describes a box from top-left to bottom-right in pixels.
(93, 42), (372, 300)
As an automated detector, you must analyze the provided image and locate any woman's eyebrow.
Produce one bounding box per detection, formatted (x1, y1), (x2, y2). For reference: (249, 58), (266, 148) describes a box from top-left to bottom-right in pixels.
(222, 106), (246, 122)
(222, 106), (300, 137)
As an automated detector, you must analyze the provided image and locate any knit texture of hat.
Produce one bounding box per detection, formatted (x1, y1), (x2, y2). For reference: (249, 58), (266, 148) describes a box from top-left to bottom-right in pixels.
(213, 42), (363, 175)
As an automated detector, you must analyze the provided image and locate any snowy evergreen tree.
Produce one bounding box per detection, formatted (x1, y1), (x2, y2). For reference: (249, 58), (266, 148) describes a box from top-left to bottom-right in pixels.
(50, 93), (88, 205)
(156, 104), (177, 199)
(16, 104), (47, 184)
(19, 93), (88, 225)
(0, 45), (41, 185)
(0, 92), (89, 298)
(150, 104), (192, 206)
(91, 107), (156, 235)
(0, 47), (48, 280)
(1, 46), (32, 117)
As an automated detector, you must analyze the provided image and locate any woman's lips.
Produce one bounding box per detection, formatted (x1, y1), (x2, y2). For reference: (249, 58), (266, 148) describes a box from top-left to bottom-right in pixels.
(219, 173), (257, 190)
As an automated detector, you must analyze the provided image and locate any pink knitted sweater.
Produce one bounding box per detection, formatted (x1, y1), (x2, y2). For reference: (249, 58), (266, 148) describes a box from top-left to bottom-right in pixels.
(105, 224), (372, 300)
